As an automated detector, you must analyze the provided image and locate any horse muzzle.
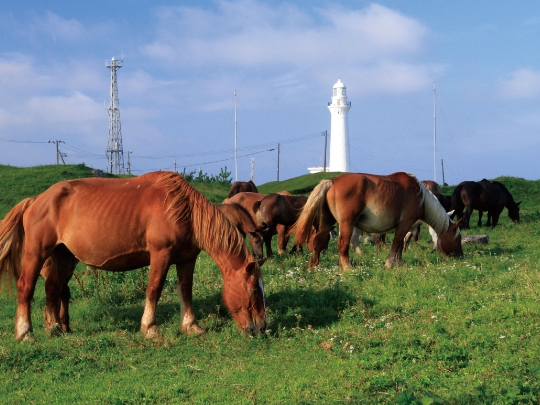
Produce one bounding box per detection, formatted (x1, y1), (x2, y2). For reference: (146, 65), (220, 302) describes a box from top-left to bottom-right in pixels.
(242, 319), (267, 337)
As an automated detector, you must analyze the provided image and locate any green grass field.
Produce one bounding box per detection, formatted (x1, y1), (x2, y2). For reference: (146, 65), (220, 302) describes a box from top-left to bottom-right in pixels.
(1, 165), (540, 404)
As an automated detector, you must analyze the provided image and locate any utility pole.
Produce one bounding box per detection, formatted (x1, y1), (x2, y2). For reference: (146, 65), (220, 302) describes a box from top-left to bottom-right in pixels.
(174, 158), (177, 173)
(441, 159), (446, 186)
(49, 140), (65, 165)
(250, 158), (254, 181)
(126, 151), (132, 175)
(234, 90), (238, 182)
(323, 130), (328, 172)
(433, 82), (437, 182)
(277, 143), (280, 181)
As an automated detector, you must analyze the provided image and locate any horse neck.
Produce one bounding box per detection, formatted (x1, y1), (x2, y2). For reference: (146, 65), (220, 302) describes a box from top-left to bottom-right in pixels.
(205, 242), (249, 276)
(421, 187), (450, 235)
(503, 188), (517, 208)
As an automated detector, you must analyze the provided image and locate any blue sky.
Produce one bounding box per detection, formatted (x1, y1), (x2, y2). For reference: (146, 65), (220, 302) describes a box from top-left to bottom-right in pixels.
(1, 1), (539, 185)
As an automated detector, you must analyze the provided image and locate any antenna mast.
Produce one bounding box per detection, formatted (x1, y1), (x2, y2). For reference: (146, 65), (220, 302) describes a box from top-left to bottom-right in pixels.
(106, 56), (125, 175)
(433, 82), (437, 182)
(234, 90), (238, 181)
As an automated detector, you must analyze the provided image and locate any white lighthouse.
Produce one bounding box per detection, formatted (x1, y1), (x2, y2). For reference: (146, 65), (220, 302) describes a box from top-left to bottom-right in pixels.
(328, 79), (351, 172)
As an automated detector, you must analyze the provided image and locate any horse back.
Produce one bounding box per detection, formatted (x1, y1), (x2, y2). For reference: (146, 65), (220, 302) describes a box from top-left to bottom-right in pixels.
(22, 175), (195, 269)
(327, 172), (422, 232)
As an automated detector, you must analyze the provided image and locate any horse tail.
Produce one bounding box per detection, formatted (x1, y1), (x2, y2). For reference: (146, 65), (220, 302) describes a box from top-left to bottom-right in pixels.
(0, 198), (34, 291)
(291, 180), (333, 245)
(450, 184), (463, 218)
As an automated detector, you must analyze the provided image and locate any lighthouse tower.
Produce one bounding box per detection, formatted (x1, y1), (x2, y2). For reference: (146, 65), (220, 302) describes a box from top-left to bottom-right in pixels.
(328, 79), (351, 172)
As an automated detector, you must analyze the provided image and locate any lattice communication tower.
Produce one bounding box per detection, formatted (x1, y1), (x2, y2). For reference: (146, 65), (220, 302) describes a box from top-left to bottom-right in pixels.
(106, 57), (124, 174)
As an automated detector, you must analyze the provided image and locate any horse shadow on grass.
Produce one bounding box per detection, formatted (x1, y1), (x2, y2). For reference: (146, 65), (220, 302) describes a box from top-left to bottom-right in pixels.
(94, 285), (357, 334)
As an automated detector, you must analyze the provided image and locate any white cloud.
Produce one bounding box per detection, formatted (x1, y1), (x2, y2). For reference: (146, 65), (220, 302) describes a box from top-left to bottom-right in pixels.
(140, 1), (432, 102)
(34, 11), (86, 42)
(499, 68), (540, 99)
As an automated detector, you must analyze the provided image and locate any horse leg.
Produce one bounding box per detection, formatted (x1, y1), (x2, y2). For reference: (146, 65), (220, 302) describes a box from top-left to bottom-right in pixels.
(478, 211), (484, 227)
(350, 227), (362, 255)
(337, 223), (354, 270)
(386, 225), (413, 268)
(263, 233), (273, 258)
(277, 225), (288, 254)
(403, 224), (419, 253)
(491, 210), (502, 227)
(486, 211), (493, 227)
(15, 252), (48, 341)
(462, 206), (473, 229)
(140, 254), (170, 339)
(176, 258), (205, 335)
(308, 230), (330, 269)
(375, 233), (387, 249)
(43, 245), (77, 335)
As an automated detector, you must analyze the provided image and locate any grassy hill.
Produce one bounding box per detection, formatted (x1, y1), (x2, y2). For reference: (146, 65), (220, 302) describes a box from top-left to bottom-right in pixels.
(2, 165), (540, 403)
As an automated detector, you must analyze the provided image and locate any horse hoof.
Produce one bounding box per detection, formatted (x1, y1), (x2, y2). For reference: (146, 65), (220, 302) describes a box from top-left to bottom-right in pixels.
(144, 326), (161, 339)
(183, 324), (206, 335)
(50, 323), (64, 337)
(20, 332), (35, 343)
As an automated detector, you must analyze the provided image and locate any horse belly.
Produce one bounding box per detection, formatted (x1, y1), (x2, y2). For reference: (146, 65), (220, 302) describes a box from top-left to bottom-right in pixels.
(355, 210), (397, 233)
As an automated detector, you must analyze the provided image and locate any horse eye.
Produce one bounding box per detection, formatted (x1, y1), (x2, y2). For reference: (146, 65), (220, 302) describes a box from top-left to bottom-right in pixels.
(249, 289), (258, 295)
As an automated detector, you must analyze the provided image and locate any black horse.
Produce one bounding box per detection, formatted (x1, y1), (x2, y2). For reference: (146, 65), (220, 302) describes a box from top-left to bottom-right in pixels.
(450, 179), (521, 229)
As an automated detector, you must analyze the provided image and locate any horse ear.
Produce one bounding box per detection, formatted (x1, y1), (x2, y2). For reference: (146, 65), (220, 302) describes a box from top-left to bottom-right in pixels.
(517, 201), (522, 206)
(453, 218), (463, 229)
(447, 210), (455, 216)
(253, 201), (261, 213)
(245, 259), (267, 274)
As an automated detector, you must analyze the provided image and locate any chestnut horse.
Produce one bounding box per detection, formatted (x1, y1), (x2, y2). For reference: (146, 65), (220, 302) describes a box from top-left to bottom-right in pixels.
(227, 180), (258, 198)
(216, 203), (266, 259)
(450, 179), (521, 229)
(292, 172), (463, 269)
(0, 171), (267, 341)
(252, 193), (307, 254)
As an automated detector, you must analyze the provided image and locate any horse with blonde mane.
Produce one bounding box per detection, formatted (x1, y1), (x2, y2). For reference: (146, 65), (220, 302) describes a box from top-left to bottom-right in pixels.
(0, 171), (267, 341)
(292, 172), (463, 269)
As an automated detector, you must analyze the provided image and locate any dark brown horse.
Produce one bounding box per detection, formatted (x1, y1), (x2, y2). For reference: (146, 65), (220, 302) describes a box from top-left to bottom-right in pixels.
(450, 179), (521, 229)
(252, 193), (308, 254)
(216, 203), (266, 259)
(292, 172), (463, 269)
(0, 171), (267, 341)
(227, 180), (258, 198)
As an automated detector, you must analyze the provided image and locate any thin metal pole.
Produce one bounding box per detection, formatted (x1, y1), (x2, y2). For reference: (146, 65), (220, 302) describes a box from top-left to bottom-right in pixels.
(441, 159), (446, 186)
(250, 158), (254, 181)
(277, 143), (280, 181)
(174, 158), (177, 173)
(234, 90), (238, 182)
(323, 130), (328, 172)
(433, 82), (437, 182)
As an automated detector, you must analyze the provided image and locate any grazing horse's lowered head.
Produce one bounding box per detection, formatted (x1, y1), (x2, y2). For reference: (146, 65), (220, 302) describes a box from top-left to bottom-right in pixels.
(222, 259), (268, 336)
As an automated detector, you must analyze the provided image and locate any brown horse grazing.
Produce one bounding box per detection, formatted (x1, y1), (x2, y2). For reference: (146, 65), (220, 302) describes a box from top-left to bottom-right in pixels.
(292, 172), (463, 269)
(227, 180), (258, 198)
(215, 203), (266, 259)
(0, 172), (267, 341)
(450, 179), (521, 229)
(252, 193), (308, 254)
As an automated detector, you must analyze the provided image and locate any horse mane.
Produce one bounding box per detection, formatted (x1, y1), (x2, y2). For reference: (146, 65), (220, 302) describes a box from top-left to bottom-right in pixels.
(155, 172), (250, 257)
(417, 180), (451, 235)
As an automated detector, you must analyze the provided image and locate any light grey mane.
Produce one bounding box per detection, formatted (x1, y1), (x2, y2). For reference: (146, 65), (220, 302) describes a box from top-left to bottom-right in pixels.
(418, 182), (450, 235)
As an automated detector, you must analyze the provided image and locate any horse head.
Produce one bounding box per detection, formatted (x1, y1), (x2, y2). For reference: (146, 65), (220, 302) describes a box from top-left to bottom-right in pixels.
(221, 259), (267, 336)
(247, 230), (264, 259)
(508, 202), (521, 223)
(436, 218), (464, 258)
